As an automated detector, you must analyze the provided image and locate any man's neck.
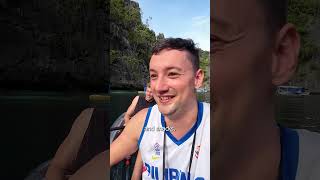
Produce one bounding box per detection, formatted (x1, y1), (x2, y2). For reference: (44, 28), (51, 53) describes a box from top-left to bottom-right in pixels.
(164, 100), (199, 139)
(213, 96), (281, 180)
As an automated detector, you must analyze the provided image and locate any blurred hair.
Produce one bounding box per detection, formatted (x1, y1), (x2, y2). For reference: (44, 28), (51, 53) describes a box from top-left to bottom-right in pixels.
(258, 0), (288, 33)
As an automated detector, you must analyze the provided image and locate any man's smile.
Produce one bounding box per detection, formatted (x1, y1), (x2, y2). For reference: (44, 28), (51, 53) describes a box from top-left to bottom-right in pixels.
(158, 95), (175, 104)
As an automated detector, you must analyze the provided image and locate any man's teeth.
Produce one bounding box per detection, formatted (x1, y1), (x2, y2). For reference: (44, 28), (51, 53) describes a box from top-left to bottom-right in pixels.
(160, 97), (171, 100)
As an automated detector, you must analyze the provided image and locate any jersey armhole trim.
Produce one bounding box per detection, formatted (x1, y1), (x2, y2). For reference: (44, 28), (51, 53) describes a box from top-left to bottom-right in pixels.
(280, 126), (299, 180)
(137, 106), (152, 148)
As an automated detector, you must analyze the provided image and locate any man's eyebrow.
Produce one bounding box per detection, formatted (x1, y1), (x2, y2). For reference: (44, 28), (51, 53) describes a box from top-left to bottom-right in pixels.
(166, 67), (183, 71)
(149, 67), (184, 72)
(149, 69), (157, 73)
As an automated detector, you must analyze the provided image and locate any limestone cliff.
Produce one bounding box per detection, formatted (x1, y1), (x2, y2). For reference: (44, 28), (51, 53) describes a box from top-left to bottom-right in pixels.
(0, 0), (108, 92)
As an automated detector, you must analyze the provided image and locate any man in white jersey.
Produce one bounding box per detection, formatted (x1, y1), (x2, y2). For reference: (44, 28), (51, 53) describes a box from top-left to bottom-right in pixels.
(212, 0), (320, 179)
(110, 38), (210, 180)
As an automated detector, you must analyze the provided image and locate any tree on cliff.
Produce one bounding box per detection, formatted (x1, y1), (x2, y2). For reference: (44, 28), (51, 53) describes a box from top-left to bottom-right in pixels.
(109, 0), (210, 89)
(287, 0), (320, 89)
(110, 0), (157, 89)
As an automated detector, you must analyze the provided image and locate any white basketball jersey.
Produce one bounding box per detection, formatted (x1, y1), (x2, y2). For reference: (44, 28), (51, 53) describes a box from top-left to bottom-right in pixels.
(294, 129), (320, 180)
(138, 102), (210, 180)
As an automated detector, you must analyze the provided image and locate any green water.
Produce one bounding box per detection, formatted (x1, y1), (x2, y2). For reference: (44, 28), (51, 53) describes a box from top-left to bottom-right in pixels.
(276, 95), (320, 133)
(0, 91), (108, 179)
(0, 89), (209, 179)
(110, 90), (138, 123)
(4, 90), (319, 179)
(109, 92), (320, 133)
(109, 90), (210, 124)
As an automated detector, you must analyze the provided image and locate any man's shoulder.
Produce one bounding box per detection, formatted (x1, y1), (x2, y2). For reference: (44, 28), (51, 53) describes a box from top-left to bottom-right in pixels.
(294, 129), (320, 180)
(121, 108), (150, 142)
(296, 128), (320, 137)
(296, 128), (320, 152)
(201, 102), (210, 108)
(296, 129), (320, 154)
(200, 102), (210, 116)
(131, 107), (150, 123)
(199, 102), (210, 128)
(285, 128), (320, 156)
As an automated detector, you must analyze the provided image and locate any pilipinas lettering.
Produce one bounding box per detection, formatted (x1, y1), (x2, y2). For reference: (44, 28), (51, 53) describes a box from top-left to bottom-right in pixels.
(143, 163), (205, 180)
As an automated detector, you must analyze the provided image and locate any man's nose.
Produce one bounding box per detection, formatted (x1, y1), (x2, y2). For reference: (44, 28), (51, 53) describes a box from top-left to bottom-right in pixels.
(155, 77), (169, 93)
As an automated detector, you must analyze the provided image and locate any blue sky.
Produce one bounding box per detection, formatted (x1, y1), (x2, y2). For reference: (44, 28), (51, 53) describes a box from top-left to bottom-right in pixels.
(133, 0), (210, 51)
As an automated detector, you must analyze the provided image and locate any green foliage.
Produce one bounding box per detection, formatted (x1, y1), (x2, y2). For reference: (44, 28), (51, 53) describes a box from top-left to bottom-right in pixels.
(200, 50), (209, 67)
(110, 0), (210, 88)
(110, 50), (121, 64)
(288, 0), (320, 64)
(110, 0), (156, 70)
(199, 50), (210, 87)
(156, 33), (165, 41)
(288, 0), (320, 87)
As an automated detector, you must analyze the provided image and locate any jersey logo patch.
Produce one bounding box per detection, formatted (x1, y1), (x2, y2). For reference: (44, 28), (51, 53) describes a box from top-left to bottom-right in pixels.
(151, 143), (161, 161)
(151, 155), (160, 161)
(154, 143), (161, 155)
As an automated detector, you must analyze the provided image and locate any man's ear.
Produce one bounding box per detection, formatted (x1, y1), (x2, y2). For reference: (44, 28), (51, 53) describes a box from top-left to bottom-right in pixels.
(272, 23), (300, 86)
(195, 69), (204, 88)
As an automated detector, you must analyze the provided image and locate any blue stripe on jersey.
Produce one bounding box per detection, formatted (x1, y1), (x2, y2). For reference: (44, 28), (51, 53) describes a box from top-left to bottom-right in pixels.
(138, 106), (153, 148)
(160, 102), (204, 146)
(280, 126), (299, 180)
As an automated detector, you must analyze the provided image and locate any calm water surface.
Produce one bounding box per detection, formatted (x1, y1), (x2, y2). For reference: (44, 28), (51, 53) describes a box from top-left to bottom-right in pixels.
(276, 95), (320, 133)
(7, 91), (317, 179)
(0, 91), (107, 179)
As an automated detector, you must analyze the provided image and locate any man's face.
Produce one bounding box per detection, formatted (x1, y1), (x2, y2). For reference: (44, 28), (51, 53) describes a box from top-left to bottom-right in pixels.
(145, 87), (153, 102)
(211, 0), (275, 111)
(149, 49), (200, 116)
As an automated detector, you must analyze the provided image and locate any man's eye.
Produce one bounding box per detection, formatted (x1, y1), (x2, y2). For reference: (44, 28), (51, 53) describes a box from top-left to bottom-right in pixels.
(168, 72), (180, 78)
(150, 74), (157, 79)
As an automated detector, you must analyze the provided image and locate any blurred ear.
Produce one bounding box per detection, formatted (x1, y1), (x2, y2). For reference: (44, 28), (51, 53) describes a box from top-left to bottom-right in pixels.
(195, 69), (204, 88)
(271, 23), (300, 86)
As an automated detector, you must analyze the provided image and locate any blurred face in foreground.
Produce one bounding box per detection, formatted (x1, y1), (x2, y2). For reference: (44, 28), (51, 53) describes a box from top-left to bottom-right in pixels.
(149, 49), (203, 117)
(211, 0), (300, 179)
(211, 0), (299, 120)
(211, 0), (275, 113)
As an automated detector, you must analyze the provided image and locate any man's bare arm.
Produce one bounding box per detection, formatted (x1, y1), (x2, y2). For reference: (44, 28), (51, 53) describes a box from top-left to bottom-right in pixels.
(131, 151), (143, 180)
(69, 150), (108, 180)
(110, 108), (148, 167)
(46, 108), (94, 180)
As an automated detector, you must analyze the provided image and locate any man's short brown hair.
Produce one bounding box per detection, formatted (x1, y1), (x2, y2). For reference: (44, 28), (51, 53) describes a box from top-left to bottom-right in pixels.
(152, 38), (200, 71)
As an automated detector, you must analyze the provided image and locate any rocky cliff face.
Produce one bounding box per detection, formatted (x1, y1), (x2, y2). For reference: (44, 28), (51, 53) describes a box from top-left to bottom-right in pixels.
(0, 0), (108, 92)
(109, 0), (154, 90)
(110, 57), (148, 90)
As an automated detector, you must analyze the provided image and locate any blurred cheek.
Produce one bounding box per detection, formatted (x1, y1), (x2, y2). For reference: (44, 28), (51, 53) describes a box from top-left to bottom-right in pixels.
(212, 54), (236, 94)
(150, 82), (156, 94)
(212, 51), (271, 103)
